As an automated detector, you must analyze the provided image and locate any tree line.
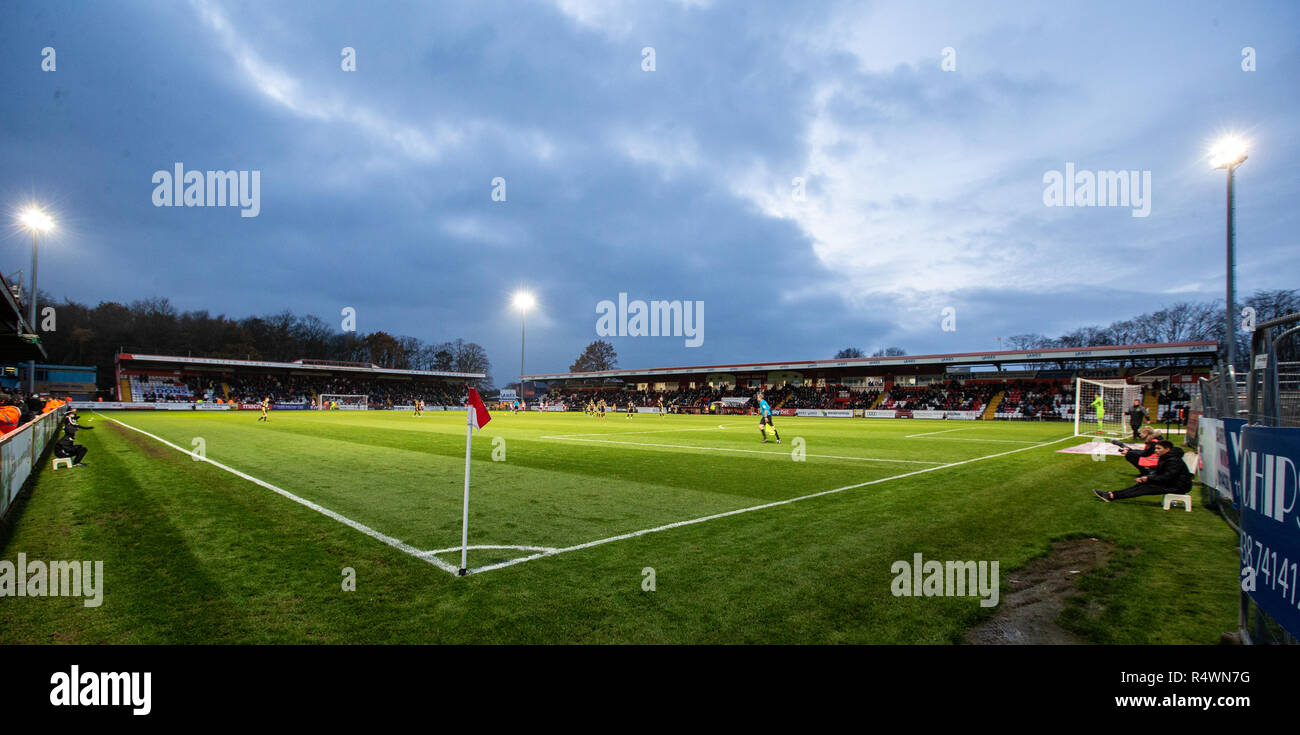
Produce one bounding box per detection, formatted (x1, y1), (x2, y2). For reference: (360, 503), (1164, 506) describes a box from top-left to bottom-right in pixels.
(1002, 288), (1298, 365)
(35, 292), (493, 389)
(837, 288), (1298, 366)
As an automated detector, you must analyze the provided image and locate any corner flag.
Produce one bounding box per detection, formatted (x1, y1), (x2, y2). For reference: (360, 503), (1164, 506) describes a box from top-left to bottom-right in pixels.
(459, 388), (492, 575)
(467, 388), (491, 431)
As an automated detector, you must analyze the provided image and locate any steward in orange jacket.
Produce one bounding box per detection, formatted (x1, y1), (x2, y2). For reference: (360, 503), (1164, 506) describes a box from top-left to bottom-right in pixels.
(0, 405), (22, 435)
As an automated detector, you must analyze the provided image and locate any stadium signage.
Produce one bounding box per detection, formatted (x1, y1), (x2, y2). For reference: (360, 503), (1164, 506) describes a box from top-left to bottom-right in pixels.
(49, 665), (151, 716)
(595, 293), (704, 347)
(1237, 426), (1300, 637)
(0, 554), (103, 608)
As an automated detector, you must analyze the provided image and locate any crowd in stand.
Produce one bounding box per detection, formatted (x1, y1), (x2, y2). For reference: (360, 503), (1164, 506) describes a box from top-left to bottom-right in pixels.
(115, 372), (1188, 421)
(127, 373), (465, 407)
(548, 384), (889, 412)
(0, 390), (70, 435)
(997, 380), (1075, 417)
(1156, 384), (1191, 404)
(883, 381), (996, 411)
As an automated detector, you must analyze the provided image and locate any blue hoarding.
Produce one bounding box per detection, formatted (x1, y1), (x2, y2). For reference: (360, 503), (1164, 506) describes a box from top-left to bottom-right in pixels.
(1238, 426), (1300, 637)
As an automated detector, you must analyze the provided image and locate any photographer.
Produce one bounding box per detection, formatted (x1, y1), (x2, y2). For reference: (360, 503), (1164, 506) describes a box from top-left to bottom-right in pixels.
(1111, 426), (1161, 476)
(1094, 440), (1190, 502)
(54, 431), (89, 467)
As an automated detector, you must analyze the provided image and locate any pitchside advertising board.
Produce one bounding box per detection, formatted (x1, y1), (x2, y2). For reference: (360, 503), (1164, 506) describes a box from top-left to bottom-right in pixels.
(1199, 417), (1250, 516)
(0, 411), (60, 520)
(1237, 426), (1300, 637)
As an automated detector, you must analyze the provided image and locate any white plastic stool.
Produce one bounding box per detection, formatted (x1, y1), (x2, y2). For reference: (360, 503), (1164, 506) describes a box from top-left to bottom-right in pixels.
(52, 457), (73, 470)
(1162, 494), (1192, 512)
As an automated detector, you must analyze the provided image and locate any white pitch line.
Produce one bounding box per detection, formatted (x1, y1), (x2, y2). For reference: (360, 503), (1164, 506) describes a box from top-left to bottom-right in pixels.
(904, 427), (971, 437)
(421, 544), (559, 556)
(96, 413), (463, 576)
(904, 436), (1041, 444)
(539, 436), (944, 464)
(543, 426), (733, 439)
(466, 434), (1077, 575)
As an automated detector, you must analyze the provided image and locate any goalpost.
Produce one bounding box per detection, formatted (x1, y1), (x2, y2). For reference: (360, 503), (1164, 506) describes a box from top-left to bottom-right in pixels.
(317, 394), (369, 410)
(1073, 378), (1142, 437)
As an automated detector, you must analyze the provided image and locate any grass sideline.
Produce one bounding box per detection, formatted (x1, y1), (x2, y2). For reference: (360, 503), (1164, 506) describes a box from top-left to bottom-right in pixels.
(0, 410), (1238, 644)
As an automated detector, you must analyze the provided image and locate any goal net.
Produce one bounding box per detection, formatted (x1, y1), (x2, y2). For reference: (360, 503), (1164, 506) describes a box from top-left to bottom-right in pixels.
(1073, 378), (1142, 438)
(317, 394), (369, 410)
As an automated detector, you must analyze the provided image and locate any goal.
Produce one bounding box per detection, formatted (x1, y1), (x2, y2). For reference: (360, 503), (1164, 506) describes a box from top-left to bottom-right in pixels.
(317, 394), (369, 410)
(1073, 378), (1142, 437)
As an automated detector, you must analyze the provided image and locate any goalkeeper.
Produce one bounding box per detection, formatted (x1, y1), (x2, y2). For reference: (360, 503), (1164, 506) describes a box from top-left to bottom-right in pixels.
(1090, 393), (1105, 433)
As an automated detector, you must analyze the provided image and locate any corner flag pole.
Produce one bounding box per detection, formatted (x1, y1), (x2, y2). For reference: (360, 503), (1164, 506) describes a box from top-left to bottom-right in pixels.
(460, 400), (472, 576)
(458, 387), (492, 577)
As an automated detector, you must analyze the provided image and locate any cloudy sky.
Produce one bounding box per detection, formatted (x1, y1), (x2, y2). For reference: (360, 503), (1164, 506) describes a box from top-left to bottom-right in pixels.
(2, 0), (1297, 378)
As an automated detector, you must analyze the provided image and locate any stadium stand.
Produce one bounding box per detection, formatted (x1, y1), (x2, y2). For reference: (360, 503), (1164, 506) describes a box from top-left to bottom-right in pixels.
(115, 353), (483, 408)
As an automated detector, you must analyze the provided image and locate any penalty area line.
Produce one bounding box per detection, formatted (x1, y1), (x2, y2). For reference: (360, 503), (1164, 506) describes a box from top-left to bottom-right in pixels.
(466, 434), (1077, 576)
(95, 413), (463, 577)
(538, 436), (943, 464)
(904, 427), (971, 437)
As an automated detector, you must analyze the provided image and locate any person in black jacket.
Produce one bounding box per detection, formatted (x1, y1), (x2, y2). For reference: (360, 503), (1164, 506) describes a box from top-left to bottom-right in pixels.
(1094, 441), (1189, 502)
(54, 434), (89, 466)
(62, 409), (93, 438)
(1125, 399), (1148, 439)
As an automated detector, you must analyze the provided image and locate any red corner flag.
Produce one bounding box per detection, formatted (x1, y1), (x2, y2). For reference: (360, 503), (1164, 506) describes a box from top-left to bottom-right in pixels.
(460, 387), (492, 575)
(467, 387), (491, 432)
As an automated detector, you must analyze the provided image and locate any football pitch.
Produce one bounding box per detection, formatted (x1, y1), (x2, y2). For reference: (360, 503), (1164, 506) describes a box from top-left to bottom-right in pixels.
(0, 410), (1240, 644)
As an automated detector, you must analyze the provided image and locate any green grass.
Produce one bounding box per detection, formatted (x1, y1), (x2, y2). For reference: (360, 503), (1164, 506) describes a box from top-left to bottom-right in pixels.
(0, 410), (1239, 643)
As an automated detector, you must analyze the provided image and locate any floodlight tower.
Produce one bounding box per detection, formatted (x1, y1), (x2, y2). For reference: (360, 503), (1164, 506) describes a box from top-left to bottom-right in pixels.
(1209, 136), (1248, 377)
(18, 207), (54, 394)
(513, 291), (536, 405)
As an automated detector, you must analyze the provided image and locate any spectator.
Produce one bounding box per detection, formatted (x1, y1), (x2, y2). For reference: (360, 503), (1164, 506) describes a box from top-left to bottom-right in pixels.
(0, 396), (22, 436)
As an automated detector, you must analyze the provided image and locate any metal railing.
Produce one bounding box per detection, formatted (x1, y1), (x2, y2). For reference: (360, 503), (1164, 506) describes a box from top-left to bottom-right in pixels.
(1202, 313), (1300, 645)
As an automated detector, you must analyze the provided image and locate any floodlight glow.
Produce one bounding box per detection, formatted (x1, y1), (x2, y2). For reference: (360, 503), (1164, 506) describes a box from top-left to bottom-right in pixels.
(1209, 135), (1249, 169)
(513, 291), (535, 311)
(19, 208), (53, 232)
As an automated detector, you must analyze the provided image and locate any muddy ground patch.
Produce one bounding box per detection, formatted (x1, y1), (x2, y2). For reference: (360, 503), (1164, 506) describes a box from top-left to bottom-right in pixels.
(965, 538), (1114, 644)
